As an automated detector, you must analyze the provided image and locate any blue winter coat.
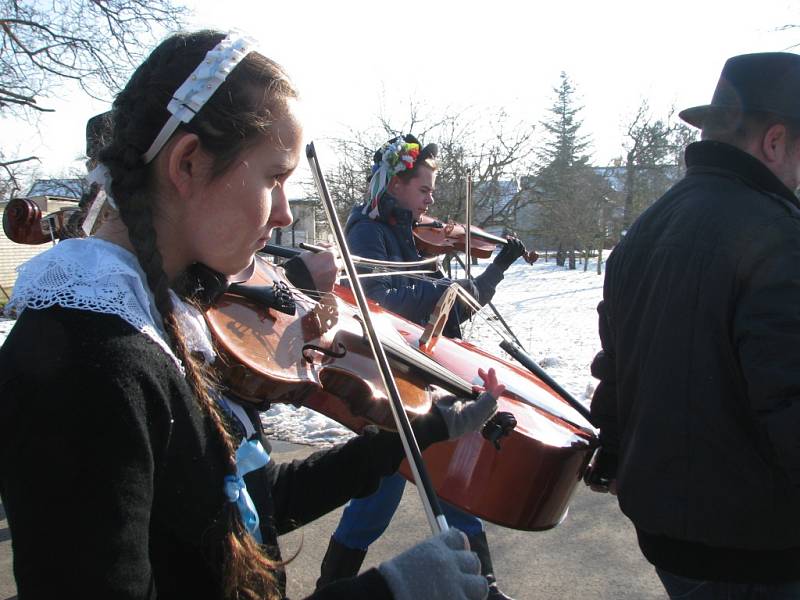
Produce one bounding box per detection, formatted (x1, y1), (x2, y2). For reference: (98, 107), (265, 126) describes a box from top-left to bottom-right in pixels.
(344, 193), (504, 337)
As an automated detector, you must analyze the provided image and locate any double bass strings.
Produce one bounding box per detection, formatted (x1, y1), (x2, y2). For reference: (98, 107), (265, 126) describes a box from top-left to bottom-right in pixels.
(268, 267), (593, 430)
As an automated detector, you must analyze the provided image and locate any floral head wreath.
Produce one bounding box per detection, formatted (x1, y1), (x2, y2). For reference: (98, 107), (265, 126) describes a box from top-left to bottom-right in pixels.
(363, 134), (437, 219)
(89, 33), (257, 210)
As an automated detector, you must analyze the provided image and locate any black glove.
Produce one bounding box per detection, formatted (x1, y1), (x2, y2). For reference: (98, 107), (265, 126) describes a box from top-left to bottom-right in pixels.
(492, 238), (525, 271)
(583, 447), (618, 492)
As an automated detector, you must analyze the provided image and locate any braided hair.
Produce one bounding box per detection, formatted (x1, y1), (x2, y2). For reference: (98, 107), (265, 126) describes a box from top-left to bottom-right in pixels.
(97, 30), (298, 600)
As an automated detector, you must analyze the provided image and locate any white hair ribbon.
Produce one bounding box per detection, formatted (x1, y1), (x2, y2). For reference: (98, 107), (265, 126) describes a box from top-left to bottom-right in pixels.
(142, 34), (257, 164)
(87, 164), (117, 211)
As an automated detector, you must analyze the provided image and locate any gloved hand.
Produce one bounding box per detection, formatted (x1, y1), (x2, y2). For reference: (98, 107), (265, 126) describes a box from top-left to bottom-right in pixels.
(378, 528), (489, 600)
(584, 447), (619, 495)
(435, 368), (504, 439)
(492, 238), (526, 271)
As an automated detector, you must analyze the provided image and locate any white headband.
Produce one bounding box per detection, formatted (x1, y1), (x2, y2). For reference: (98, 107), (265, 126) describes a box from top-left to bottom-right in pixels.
(142, 33), (257, 164)
(87, 164), (117, 210)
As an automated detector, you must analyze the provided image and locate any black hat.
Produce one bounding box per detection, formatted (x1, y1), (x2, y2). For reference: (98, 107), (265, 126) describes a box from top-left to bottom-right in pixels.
(679, 52), (800, 129)
(85, 111), (112, 159)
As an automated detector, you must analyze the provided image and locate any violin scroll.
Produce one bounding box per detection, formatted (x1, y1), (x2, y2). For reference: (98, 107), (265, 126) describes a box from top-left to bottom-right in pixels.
(2, 197), (85, 245)
(521, 248), (539, 265)
(3, 198), (49, 245)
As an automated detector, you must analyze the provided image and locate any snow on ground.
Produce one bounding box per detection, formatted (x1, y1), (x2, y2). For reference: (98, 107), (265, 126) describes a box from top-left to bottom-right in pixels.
(0, 319), (14, 339)
(0, 254), (606, 447)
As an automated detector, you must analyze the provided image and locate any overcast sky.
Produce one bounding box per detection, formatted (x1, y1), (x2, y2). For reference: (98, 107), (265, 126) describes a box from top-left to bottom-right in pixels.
(3, 0), (798, 192)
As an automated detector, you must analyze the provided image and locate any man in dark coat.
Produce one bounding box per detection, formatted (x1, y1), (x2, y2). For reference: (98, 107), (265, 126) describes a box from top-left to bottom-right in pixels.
(588, 53), (800, 598)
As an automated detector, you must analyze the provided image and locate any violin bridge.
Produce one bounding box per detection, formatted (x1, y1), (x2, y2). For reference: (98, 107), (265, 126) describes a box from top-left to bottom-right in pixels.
(418, 282), (460, 352)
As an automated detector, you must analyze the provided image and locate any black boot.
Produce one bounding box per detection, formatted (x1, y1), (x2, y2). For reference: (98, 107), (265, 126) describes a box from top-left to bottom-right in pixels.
(315, 536), (368, 590)
(467, 531), (516, 600)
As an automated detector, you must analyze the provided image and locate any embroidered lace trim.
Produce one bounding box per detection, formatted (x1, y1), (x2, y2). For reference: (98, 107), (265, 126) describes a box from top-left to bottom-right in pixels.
(7, 238), (187, 371)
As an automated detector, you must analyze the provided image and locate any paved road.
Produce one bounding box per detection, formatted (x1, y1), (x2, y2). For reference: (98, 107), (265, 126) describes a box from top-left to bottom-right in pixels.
(0, 441), (665, 600)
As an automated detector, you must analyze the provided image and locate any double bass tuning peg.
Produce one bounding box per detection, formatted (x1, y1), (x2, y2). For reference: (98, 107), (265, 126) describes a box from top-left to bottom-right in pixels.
(481, 411), (518, 450)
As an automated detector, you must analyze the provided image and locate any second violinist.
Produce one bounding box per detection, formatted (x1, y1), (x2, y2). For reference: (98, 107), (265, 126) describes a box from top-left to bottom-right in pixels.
(316, 134), (524, 599)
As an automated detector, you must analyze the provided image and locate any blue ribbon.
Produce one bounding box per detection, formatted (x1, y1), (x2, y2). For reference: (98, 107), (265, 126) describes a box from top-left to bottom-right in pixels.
(223, 439), (270, 543)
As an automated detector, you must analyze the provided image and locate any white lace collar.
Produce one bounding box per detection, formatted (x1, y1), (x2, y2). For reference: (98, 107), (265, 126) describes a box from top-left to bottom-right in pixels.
(7, 238), (215, 372)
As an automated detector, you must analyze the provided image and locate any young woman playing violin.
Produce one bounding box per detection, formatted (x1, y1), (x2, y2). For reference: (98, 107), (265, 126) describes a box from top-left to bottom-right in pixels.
(0, 31), (504, 600)
(316, 135), (525, 600)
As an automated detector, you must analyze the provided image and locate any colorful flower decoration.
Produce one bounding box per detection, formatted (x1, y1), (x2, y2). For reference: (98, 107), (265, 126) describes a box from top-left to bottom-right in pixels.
(364, 137), (422, 219)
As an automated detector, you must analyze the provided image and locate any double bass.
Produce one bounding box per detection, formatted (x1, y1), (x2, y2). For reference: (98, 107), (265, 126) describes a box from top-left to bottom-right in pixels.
(204, 255), (597, 532)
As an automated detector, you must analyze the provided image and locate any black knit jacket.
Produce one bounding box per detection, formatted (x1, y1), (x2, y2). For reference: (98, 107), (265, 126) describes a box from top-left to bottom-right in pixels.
(0, 305), (447, 599)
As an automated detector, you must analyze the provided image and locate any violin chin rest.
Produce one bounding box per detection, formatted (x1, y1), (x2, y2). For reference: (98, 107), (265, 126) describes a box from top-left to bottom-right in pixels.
(228, 282), (296, 315)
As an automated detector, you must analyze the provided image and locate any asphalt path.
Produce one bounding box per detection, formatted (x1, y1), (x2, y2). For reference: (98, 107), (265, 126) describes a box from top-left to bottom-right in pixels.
(0, 440), (665, 600)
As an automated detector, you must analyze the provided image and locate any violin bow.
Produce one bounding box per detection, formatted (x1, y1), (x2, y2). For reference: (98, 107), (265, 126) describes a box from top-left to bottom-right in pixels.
(262, 243), (441, 269)
(306, 142), (449, 535)
(450, 251), (526, 349)
(465, 172), (472, 281)
(260, 244), (439, 281)
(454, 172), (524, 348)
(447, 255), (596, 426)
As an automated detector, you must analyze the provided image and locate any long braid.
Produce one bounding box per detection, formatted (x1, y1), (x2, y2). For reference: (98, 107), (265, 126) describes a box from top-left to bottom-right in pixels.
(97, 30), (297, 600)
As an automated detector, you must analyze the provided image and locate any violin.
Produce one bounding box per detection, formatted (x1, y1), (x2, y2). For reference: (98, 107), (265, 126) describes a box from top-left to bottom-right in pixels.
(207, 255), (475, 428)
(413, 214), (539, 264)
(204, 255), (597, 531)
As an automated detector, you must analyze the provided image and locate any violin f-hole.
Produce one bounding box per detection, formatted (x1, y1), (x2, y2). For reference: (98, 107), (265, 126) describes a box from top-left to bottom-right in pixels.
(302, 341), (347, 364)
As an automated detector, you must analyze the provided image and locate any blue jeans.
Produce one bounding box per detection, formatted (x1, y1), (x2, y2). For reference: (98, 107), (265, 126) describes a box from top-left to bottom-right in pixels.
(656, 568), (800, 599)
(333, 472), (484, 550)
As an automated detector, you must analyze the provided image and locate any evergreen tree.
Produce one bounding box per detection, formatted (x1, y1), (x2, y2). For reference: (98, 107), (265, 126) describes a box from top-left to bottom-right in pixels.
(530, 72), (607, 268)
(536, 72), (591, 170)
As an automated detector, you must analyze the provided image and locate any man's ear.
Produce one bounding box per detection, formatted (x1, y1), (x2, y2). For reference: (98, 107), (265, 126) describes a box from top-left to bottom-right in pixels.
(164, 132), (205, 200)
(761, 123), (788, 165)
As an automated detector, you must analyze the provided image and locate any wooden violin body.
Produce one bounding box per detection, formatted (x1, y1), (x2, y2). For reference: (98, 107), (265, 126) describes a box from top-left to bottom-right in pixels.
(205, 256), (596, 532)
(205, 256), (435, 429)
(413, 214), (538, 264)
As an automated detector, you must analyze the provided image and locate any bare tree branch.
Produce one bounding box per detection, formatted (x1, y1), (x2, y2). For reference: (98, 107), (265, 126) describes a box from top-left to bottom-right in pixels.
(0, 0), (187, 114)
(0, 155), (38, 167)
(0, 0), (187, 194)
(0, 153), (39, 198)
